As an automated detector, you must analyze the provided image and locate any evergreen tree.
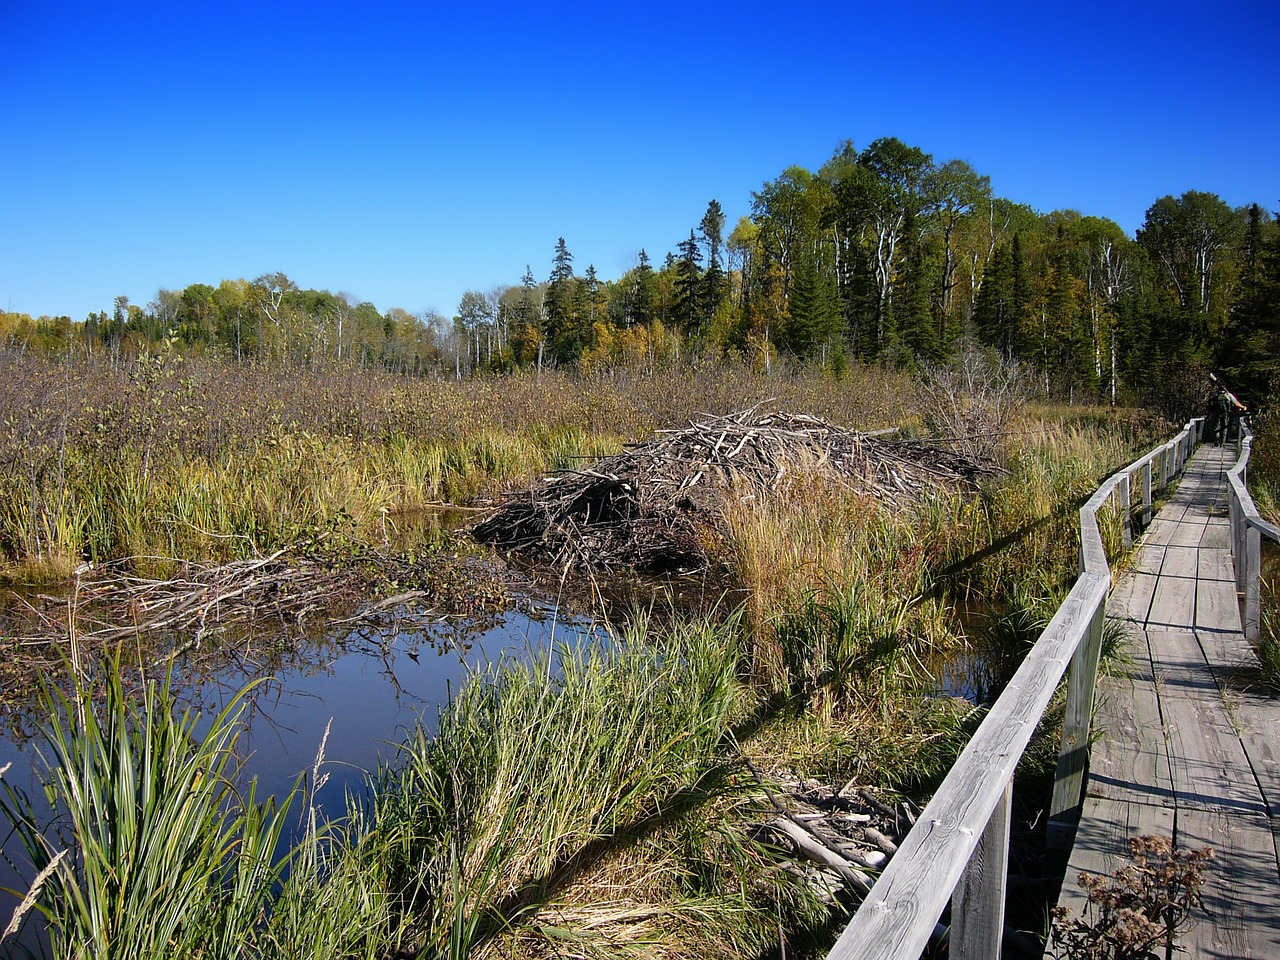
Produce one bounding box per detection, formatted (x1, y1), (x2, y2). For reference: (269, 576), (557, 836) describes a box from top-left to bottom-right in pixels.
(1220, 206), (1280, 401)
(545, 237), (582, 362)
(673, 231), (704, 334)
(700, 199), (727, 317)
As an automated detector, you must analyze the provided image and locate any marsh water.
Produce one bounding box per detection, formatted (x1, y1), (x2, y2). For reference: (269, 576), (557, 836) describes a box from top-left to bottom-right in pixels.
(0, 585), (612, 951)
(0, 533), (997, 951)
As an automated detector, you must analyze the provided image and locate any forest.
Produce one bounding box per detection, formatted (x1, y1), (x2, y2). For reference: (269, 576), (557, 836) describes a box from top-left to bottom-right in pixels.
(4, 137), (1278, 413)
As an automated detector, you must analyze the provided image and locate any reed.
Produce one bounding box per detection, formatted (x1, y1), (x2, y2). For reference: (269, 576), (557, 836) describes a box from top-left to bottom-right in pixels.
(0, 348), (917, 581)
(362, 616), (746, 956)
(0, 664), (298, 959)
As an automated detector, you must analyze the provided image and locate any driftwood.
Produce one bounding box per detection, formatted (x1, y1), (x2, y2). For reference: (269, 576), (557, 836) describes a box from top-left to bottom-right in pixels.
(751, 765), (949, 942)
(2, 542), (511, 654)
(474, 409), (992, 571)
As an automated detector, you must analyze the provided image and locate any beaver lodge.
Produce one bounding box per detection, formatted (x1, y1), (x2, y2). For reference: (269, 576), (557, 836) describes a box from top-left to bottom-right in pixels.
(473, 409), (993, 572)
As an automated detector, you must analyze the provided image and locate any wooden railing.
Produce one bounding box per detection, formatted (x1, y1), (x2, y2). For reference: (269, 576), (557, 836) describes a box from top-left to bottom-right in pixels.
(1227, 423), (1280, 640)
(825, 418), (1204, 960)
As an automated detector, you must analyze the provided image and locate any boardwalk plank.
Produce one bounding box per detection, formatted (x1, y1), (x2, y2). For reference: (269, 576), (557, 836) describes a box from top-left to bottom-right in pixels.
(1087, 668), (1173, 806)
(1196, 578), (1241, 633)
(1200, 520), (1231, 550)
(1160, 544), (1200, 578)
(1146, 628), (1265, 815)
(1056, 797), (1174, 928)
(1227, 693), (1280, 820)
(1143, 519), (1179, 546)
(1170, 520), (1210, 547)
(1108, 572), (1157, 623)
(1197, 547), (1234, 582)
(1148, 576), (1196, 628)
(1133, 543), (1166, 575)
(1176, 809), (1280, 959)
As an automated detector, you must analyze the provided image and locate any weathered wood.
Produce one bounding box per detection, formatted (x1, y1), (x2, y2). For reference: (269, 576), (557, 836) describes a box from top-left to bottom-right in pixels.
(1107, 571), (1157, 624)
(1169, 517), (1209, 546)
(1142, 516), (1179, 547)
(1200, 516), (1232, 549)
(1176, 808), (1280, 958)
(949, 778), (1011, 960)
(1119, 473), (1133, 547)
(1056, 797), (1174, 928)
(1147, 574), (1196, 628)
(767, 818), (874, 898)
(1197, 546), (1234, 581)
(1133, 542), (1165, 575)
(1088, 627), (1174, 806)
(1225, 432), (1280, 640)
(826, 573), (1109, 960)
(1244, 522), (1263, 640)
(1049, 589), (1108, 845)
(1146, 627), (1266, 816)
(1159, 544), (1199, 578)
(1195, 577), (1241, 633)
(1141, 458), (1154, 526)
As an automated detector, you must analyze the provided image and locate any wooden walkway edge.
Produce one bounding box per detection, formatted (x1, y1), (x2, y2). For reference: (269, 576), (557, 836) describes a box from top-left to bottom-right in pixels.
(1057, 445), (1280, 958)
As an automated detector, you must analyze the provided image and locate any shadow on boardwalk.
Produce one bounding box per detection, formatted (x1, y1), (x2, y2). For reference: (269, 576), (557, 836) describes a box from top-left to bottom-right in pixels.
(1055, 445), (1280, 958)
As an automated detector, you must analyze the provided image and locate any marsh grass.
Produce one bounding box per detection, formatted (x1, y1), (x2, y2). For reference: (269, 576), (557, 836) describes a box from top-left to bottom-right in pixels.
(362, 616), (753, 957)
(720, 470), (960, 711)
(260, 613), (836, 959)
(1, 619), (829, 960)
(0, 663), (298, 959)
(0, 349), (917, 581)
(0, 356), (1175, 956)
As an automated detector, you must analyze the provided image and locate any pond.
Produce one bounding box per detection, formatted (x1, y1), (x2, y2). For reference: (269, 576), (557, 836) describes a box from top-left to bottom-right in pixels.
(0, 589), (606, 952)
(0, 547), (996, 953)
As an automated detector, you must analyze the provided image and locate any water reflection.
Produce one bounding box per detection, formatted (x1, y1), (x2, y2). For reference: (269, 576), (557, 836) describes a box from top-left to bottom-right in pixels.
(0, 597), (605, 952)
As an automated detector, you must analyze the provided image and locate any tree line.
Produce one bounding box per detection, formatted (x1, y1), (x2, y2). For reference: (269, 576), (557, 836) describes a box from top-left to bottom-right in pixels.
(4, 136), (1277, 406)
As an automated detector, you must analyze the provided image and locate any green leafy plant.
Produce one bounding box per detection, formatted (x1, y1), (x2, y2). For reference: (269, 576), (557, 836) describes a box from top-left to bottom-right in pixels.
(0, 664), (299, 959)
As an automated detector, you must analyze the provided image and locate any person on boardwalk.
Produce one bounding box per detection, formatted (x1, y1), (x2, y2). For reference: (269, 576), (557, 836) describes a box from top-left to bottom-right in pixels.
(1211, 387), (1232, 445)
(1208, 380), (1247, 445)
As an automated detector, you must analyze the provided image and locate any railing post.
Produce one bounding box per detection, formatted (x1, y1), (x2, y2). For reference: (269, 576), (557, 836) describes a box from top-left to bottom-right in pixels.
(1231, 485), (1245, 596)
(1048, 587), (1107, 849)
(1142, 459), (1153, 529)
(1244, 523), (1262, 641)
(950, 777), (1012, 960)
(1119, 473), (1132, 548)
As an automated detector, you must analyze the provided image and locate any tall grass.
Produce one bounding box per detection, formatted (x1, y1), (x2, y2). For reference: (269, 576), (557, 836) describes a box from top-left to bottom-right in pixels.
(0, 666), (297, 959)
(2, 618), (839, 959)
(363, 617), (749, 957)
(0, 348), (918, 580)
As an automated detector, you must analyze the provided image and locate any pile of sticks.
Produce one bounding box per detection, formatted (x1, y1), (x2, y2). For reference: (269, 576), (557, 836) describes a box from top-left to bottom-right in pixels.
(3, 544), (510, 654)
(750, 763), (926, 911)
(473, 409), (990, 571)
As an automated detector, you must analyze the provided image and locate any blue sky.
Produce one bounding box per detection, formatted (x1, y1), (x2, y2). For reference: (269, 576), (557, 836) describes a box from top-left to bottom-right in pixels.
(3, 0), (1278, 322)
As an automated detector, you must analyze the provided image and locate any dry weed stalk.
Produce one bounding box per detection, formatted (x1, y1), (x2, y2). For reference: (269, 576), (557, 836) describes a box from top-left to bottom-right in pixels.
(2, 848), (68, 941)
(1050, 835), (1214, 960)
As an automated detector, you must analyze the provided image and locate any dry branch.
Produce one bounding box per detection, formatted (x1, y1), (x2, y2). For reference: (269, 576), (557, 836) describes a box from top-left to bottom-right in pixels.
(474, 409), (992, 571)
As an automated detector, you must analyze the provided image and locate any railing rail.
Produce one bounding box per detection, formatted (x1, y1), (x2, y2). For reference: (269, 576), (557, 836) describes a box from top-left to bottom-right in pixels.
(1226, 423), (1280, 640)
(826, 417), (1204, 960)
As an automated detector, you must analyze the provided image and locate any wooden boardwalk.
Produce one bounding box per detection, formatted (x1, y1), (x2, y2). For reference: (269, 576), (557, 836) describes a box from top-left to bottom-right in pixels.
(1058, 444), (1280, 957)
